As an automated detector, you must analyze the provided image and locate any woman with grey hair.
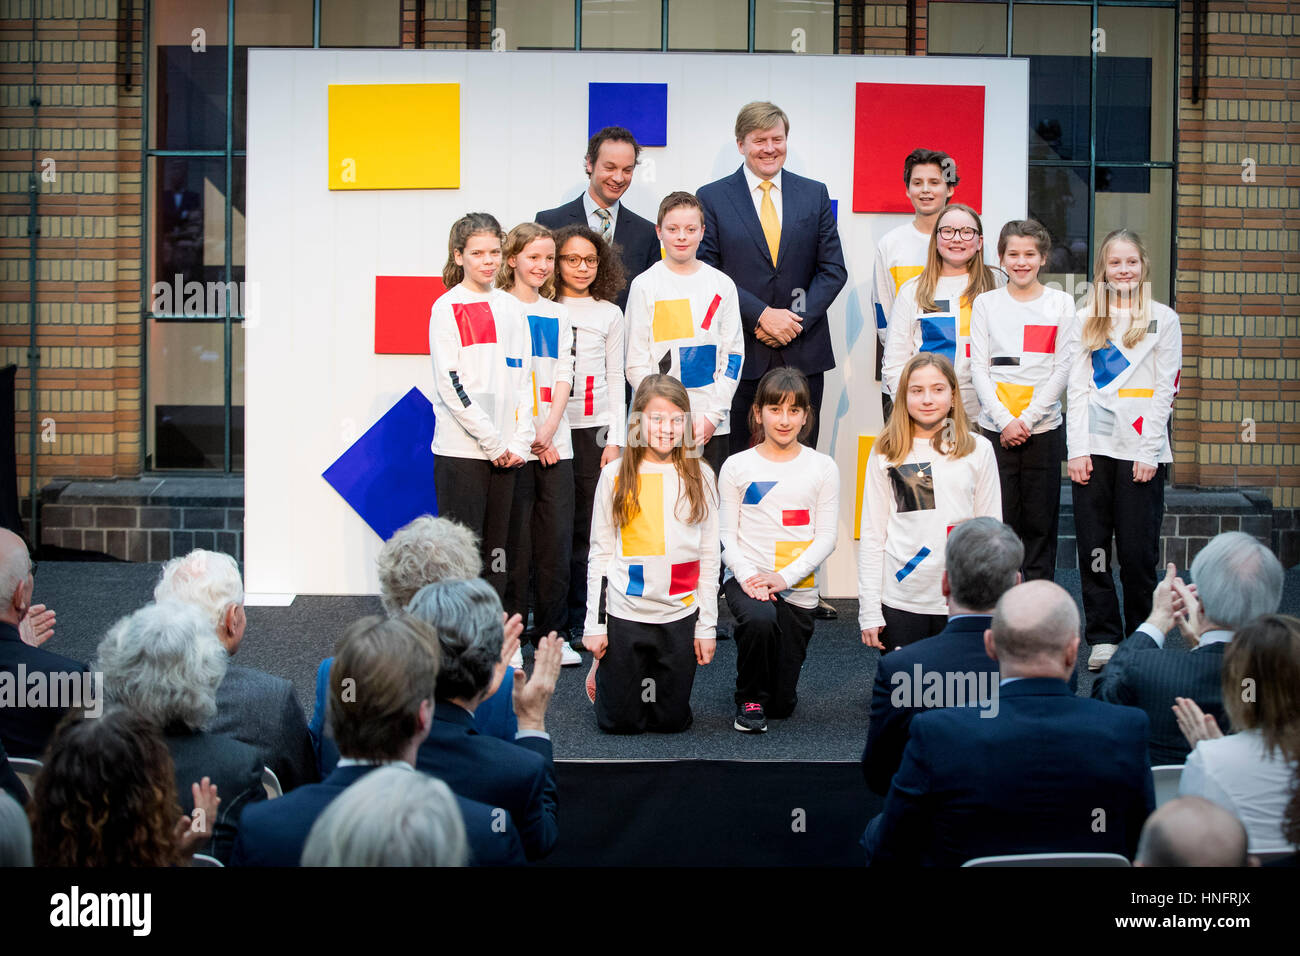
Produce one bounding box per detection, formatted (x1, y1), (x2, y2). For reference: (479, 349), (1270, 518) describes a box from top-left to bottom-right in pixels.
(97, 601), (265, 864)
(300, 765), (468, 866)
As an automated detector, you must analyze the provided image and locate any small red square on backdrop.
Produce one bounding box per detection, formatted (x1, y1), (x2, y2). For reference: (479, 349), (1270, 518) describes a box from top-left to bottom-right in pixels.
(374, 275), (447, 355)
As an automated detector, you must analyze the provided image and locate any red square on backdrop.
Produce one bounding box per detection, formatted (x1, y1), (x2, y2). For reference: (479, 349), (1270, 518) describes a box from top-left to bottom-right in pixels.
(852, 83), (985, 214)
(374, 275), (447, 355)
(669, 560), (701, 595)
(1023, 325), (1059, 353)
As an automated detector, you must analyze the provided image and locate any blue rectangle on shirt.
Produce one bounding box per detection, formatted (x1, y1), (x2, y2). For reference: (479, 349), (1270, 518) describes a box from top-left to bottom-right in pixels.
(527, 314), (560, 359)
(724, 353), (742, 381)
(919, 315), (957, 364)
(1091, 341), (1131, 389)
(895, 546), (932, 582)
(505, 356), (523, 368)
(678, 344), (717, 389)
(626, 564), (645, 597)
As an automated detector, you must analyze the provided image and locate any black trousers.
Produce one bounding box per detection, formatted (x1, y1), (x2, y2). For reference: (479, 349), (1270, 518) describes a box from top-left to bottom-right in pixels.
(699, 431), (728, 477)
(595, 612), (698, 735)
(728, 370), (825, 457)
(434, 455), (518, 600)
(1071, 455), (1166, 646)
(983, 424), (1065, 582)
(881, 604), (948, 651)
(567, 427), (604, 632)
(504, 457), (575, 638)
(725, 577), (816, 717)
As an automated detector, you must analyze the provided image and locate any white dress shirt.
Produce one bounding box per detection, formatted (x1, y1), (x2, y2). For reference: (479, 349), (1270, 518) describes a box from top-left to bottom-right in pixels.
(583, 190), (620, 241)
(1134, 624), (1233, 649)
(742, 165), (783, 225)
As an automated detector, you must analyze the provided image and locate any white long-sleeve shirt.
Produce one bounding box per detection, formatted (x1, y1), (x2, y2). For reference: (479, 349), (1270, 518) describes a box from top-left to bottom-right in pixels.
(1065, 302), (1182, 466)
(883, 271), (1007, 422)
(1180, 729), (1298, 851)
(870, 222), (930, 346)
(585, 458), (719, 642)
(717, 445), (840, 610)
(562, 295), (626, 445)
(968, 285), (1080, 435)
(856, 435), (1002, 629)
(625, 260), (744, 435)
(429, 284), (534, 461)
(516, 296), (575, 461)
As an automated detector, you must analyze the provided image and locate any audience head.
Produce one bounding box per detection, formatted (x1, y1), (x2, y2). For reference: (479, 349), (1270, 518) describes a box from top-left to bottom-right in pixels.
(1135, 796), (1253, 867)
(406, 578), (503, 705)
(986, 580), (1080, 680)
(327, 614), (440, 762)
(1191, 532), (1284, 632)
(0, 528), (33, 625)
(30, 708), (182, 867)
(376, 515), (481, 615)
(154, 549), (245, 654)
(0, 790), (32, 867)
(943, 518), (1024, 614)
(97, 601), (228, 732)
(300, 765), (467, 867)
(1221, 613), (1300, 761)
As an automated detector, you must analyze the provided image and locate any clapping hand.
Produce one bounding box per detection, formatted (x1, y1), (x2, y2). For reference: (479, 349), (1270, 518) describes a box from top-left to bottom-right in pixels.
(513, 633), (562, 731)
(176, 777), (220, 859)
(1173, 696), (1223, 747)
(19, 603), (55, 648)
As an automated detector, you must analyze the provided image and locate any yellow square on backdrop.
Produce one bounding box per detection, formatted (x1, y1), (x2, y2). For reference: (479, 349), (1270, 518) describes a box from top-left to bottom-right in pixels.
(854, 434), (876, 540)
(621, 472), (666, 556)
(328, 83), (460, 190)
(652, 299), (694, 342)
(775, 540), (815, 589)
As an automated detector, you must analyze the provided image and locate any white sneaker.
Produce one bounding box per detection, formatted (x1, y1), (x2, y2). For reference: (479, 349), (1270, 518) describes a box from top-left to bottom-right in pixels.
(560, 642), (583, 666)
(1087, 643), (1117, 672)
(509, 646), (524, 670)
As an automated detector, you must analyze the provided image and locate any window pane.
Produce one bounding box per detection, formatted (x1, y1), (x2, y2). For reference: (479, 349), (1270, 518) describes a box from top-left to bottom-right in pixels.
(668, 0), (746, 50)
(321, 0), (402, 47)
(1014, 5), (1091, 163)
(1028, 164), (1090, 293)
(154, 157), (227, 296)
(1095, 166), (1173, 304)
(152, 0), (229, 149)
(582, 0), (661, 50)
(234, 0), (313, 46)
(927, 2), (1006, 55)
(1098, 7), (1174, 163)
(496, 0), (575, 49)
(755, 0), (835, 54)
(147, 319), (237, 470)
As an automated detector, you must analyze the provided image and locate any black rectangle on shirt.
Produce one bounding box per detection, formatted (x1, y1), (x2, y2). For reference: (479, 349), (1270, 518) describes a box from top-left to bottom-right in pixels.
(991, 356), (1021, 366)
(888, 462), (936, 513)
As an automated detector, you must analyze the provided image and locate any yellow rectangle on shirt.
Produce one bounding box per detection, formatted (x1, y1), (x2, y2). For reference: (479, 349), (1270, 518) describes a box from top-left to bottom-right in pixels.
(1117, 388), (1155, 398)
(328, 83), (459, 190)
(996, 381), (1035, 419)
(652, 299), (694, 342)
(775, 540), (815, 589)
(959, 299), (972, 338)
(890, 265), (923, 294)
(621, 472), (666, 556)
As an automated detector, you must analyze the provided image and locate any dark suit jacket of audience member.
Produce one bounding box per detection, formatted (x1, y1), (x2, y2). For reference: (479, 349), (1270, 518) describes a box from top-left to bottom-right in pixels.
(0, 737), (26, 805)
(696, 167), (847, 381)
(415, 700), (558, 861)
(165, 725), (266, 865)
(229, 762), (525, 866)
(0, 620), (88, 758)
(863, 615), (996, 796)
(535, 197), (661, 311)
(1091, 631), (1229, 765)
(863, 678), (1154, 866)
(210, 663), (318, 793)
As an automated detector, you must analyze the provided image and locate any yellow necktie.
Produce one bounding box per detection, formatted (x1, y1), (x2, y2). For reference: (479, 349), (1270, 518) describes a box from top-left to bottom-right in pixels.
(758, 180), (780, 265)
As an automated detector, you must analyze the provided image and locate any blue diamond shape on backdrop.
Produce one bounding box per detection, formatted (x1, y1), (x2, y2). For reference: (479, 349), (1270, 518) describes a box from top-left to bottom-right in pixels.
(323, 387), (438, 540)
(588, 82), (668, 146)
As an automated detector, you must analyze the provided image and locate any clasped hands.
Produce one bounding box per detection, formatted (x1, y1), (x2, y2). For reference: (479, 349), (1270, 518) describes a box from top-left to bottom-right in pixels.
(754, 306), (802, 347)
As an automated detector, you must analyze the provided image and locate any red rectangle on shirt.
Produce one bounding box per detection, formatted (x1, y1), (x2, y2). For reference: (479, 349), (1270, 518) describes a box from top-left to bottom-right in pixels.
(374, 275), (447, 354)
(701, 294), (722, 330)
(539, 386), (552, 403)
(1023, 325), (1058, 353)
(669, 560), (700, 595)
(782, 509), (810, 526)
(453, 301), (497, 347)
(583, 375), (595, 416)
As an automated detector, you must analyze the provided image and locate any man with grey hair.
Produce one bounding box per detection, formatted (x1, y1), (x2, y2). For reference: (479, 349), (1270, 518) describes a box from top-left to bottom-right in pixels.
(156, 549), (317, 791)
(863, 517), (1024, 795)
(301, 765), (469, 867)
(1093, 531), (1285, 764)
(863, 580), (1154, 865)
(98, 600), (265, 864)
(1135, 796), (1256, 867)
(410, 577), (563, 861)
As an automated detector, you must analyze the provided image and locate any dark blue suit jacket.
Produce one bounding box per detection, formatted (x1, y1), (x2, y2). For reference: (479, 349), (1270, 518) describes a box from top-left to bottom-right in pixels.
(863, 678), (1154, 866)
(229, 763), (526, 867)
(416, 700), (558, 861)
(862, 615), (996, 796)
(697, 167), (847, 379)
(0, 621), (88, 758)
(535, 196), (660, 311)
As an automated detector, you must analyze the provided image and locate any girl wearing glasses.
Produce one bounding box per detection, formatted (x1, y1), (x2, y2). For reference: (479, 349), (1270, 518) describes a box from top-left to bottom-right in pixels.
(883, 203), (1004, 424)
(553, 224), (627, 660)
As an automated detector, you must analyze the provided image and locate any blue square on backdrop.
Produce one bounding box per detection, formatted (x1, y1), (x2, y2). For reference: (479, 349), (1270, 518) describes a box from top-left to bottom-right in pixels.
(588, 83), (668, 147)
(322, 387), (439, 541)
(678, 344), (717, 389)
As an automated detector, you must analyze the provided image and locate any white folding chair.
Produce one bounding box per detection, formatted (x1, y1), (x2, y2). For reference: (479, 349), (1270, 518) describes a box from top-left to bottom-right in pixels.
(963, 852), (1131, 867)
(1151, 764), (1184, 808)
(191, 853), (224, 867)
(261, 766), (282, 799)
(7, 757), (42, 801)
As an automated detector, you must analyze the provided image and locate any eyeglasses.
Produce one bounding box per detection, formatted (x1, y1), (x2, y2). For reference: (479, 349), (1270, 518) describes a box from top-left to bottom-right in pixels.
(560, 254), (600, 268)
(938, 226), (979, 241)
